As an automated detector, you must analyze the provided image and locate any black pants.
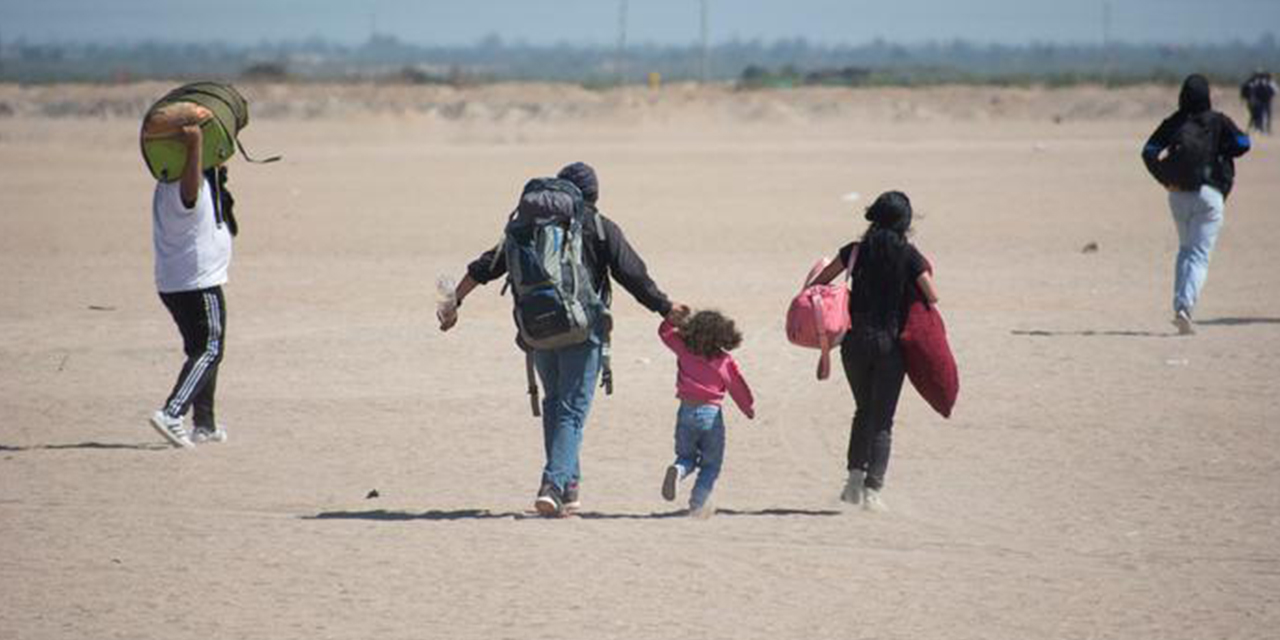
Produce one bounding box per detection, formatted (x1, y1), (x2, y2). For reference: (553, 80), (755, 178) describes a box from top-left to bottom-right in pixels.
(840, 330), (906, 491)
(1248, 102), (1272, 134)
(159, 286), (226, 428)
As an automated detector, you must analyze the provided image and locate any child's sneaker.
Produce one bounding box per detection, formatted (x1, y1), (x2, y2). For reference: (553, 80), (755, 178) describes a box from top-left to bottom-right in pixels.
(149, 410), (193, 449)
(562, 481), (581, 513)
(661, 464), (683, 502)
(840, 470), (865, 505)
(862, 488), (888, 513)
(191, 424), (228, 445)
(1173, 309), (1195, 335)
(534, 484), (566, 518)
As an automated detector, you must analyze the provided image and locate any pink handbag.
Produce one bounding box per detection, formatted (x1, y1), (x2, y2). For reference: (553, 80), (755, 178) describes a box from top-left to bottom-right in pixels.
(786, 249), (854, 380)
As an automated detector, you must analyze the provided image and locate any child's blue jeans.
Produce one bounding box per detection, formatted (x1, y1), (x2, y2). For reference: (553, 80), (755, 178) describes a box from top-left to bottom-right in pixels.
(673, 401), (726, 510)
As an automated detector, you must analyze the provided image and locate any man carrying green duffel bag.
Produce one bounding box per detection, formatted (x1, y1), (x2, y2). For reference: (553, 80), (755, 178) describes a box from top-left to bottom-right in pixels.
(142, 81), (276, 449)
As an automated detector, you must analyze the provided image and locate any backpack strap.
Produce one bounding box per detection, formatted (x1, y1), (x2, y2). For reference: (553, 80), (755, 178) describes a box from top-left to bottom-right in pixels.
(814, 290), (833, 380)
(234, 135), (282, 165)
(600, 333), (613, 395)
(588, 209), (613, 395)
(526, 352), (541, 417)
(816, 243), (857, 380)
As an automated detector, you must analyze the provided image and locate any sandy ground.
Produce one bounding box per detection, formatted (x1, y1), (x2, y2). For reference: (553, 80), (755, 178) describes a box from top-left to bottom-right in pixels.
(1, 83), (1278, 640)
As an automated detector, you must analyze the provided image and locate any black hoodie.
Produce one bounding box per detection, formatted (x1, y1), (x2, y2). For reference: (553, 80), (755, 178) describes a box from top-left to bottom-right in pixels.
(1142, 74), (1251, 196)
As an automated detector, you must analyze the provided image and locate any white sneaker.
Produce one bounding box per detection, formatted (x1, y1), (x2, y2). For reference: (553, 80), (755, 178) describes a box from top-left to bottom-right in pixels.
(662, 464), (683, 502)
(862, 488), (888, 513)
(1173, 309), (1195, 335)
(840, 470), (865, 505)
(689, 502), (715, 519)
(191, 424), (228, 445)
(149, 410), (193, 449)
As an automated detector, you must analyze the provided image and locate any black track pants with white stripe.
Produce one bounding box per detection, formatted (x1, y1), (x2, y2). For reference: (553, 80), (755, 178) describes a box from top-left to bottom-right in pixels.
(159, 286), (226, 428)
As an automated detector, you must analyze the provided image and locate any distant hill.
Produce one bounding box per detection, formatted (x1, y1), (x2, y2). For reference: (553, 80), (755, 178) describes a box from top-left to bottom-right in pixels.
(1, 35), (1277, 86)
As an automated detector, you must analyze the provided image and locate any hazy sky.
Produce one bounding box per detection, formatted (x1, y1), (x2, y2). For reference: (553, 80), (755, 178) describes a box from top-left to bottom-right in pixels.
(2, 0), (1278, 47)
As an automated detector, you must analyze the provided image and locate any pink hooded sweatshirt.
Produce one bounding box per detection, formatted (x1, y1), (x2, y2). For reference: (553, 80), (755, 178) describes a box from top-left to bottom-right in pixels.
(659, 320), (755, 419)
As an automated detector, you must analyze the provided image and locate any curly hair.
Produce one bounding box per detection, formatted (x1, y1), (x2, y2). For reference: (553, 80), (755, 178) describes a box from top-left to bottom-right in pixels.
(678, 310), (743, 359)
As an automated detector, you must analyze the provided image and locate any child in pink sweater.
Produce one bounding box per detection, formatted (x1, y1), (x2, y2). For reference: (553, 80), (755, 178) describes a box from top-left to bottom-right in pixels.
(658, 310), (755, 516)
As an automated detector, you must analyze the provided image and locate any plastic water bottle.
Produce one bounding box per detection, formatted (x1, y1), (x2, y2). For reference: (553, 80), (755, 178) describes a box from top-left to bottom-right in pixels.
(435, 275), (457, 325)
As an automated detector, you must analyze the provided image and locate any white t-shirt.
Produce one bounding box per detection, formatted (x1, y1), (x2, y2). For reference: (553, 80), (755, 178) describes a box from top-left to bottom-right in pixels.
(152, 176), (232, 293)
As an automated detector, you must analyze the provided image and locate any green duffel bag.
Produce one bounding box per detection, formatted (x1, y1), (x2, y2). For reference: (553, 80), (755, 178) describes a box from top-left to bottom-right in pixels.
(140, 82), (279, 182)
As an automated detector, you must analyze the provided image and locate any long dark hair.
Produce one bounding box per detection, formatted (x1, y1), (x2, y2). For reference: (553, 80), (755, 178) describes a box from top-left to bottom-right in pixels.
(850, 191), (913, 329)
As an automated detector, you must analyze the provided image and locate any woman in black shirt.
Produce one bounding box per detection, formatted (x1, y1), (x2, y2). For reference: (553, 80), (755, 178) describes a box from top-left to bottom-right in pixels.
(809, 191), (938, 511)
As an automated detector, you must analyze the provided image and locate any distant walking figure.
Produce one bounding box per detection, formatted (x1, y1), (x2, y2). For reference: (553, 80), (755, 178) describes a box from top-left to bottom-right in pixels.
(1142, 74), (1251, 334)
(1240, 71), (1276, 134)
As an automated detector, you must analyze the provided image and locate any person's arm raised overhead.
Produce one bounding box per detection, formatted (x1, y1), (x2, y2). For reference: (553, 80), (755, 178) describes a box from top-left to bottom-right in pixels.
(178, 124), (203, 209)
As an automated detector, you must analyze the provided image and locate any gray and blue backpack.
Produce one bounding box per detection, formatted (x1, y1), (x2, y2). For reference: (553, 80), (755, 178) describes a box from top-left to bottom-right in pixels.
(496, 178), (611, 415)
(501, 177), (607, 351)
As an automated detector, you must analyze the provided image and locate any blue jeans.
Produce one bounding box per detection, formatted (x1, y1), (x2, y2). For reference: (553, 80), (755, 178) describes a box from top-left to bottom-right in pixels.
(673, 402), (726, 510)
(532, 339), (602, 493)
(1168, 185), (1225, 315)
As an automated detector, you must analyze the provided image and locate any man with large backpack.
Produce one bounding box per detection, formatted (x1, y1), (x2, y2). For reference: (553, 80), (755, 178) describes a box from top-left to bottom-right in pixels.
(440, 162), (687, 516)
(1142, 74), (1251, 335)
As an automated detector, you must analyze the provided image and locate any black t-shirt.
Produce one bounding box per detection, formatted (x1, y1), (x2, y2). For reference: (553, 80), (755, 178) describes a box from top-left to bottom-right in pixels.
(837, 241), (929, 332)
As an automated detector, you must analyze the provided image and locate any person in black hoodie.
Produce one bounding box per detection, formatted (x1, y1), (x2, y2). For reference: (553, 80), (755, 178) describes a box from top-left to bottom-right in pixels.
(1141, 74), (1251, 335)
(440, 162), (688, 516)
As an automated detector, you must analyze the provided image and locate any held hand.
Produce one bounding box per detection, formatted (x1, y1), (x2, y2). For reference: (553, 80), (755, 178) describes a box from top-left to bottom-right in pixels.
(665, 302), (691, 326)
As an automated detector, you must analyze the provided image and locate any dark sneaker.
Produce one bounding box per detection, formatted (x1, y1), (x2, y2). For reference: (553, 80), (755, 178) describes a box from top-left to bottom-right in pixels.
(562, 481), (581, 513)
(534, 483), (566, 517)
(661, 464), (682, 502)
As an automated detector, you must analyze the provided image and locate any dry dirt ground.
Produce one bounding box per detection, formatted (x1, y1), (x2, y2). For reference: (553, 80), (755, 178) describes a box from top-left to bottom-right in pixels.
(1, 83), (1278, 639)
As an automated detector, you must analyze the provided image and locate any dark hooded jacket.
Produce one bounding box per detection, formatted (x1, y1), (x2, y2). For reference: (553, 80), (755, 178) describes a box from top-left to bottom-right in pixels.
(1142, 74), (1251, 196)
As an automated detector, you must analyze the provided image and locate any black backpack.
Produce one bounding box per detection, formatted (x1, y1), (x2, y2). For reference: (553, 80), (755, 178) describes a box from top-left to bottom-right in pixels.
(1159, 115), (1218, 191)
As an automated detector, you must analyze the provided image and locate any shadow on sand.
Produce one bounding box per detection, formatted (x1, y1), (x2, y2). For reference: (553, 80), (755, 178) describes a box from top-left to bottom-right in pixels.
(1012, 317), (1280, 338)
(1011, 329), (1177, 338)
(0, 442), (171, 452)
(305, 507), (843, 522)
(1193, 317), (1280, 327)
